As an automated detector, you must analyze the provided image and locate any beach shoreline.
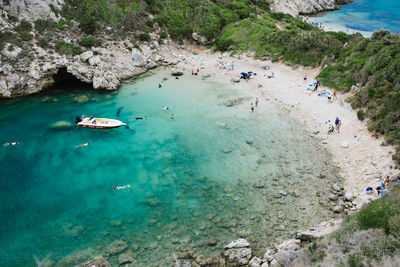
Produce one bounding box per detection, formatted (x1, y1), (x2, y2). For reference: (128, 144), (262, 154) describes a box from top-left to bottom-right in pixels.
(172, 46), (399, 209)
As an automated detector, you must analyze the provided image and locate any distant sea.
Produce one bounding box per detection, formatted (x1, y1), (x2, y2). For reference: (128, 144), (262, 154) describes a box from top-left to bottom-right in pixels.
(311, 0), (400, 36)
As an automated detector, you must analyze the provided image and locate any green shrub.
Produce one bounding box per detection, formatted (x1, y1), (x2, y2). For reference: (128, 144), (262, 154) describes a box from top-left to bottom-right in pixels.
(134, 43), (140, 49)
(15, 20), (32, 33)
(357, 200), (390, 233)
(79, 35), (96, 48)
(51, 18), (66, 29)
(37, 37), (48, 48)
(160, 31), (167, 39)
(347, 254), (364, 267)
(146, 19), (154, 28)
(34, 19), (51, 33)
(7, 44), (14, 51)
(139, 33), (150, 42)
(55, 41), (82, 55)
(357, 110), (365, 121)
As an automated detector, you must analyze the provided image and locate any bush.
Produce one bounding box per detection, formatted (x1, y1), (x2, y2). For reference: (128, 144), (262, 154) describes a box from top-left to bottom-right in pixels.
(15, 20), (32, 33)
(357, 109), (365, 121)
(34, 19), (51, 33)
(146, 19), (154, 28)
(139, 33), (150, 42)
(79, 35), (96, 48)
(55, 41), (82, 55)
(347, 254), (364, 267)
(37, 37), (48, 48)
(160, 31), (167, 39)
(357, 200), (390, 233)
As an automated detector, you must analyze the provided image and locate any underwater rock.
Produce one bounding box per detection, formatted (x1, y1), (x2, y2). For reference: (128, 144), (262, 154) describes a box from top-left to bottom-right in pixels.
(223, 148), (232, 153)
(254, 182), (265, 189)
(77, 256), (110, 267)
(131, 244), (139, 251)
(51, 121), (73, 129)
(74, 95), (89, 103)
(106, 240), (128, 256)
(207, 238), (217, 246)
(145, 198), (160, 207)
(118, 251), (135, 265)
(224, 97), (246, 107)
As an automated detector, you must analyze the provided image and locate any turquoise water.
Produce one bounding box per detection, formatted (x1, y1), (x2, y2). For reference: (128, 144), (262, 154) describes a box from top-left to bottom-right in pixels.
(314, 0), (400, 36)
(0, 69), (340, 266)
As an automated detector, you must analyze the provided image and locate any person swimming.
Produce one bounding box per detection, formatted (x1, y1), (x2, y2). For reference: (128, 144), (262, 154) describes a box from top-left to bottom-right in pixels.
(158, 83), (162, 88)
(162, 106), (169, 110)
(116, 106), (125, 116)
(170, 114), (174, 119)
(3, 142), (18, 146)
(216, 122), (229, 128)
(135, 117), (147, 120)
(75, 142), (89, 148)
(113, 184), (131, 190)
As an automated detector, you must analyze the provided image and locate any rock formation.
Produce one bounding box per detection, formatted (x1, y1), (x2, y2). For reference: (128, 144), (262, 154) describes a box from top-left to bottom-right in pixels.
(269, 0), (353, 16)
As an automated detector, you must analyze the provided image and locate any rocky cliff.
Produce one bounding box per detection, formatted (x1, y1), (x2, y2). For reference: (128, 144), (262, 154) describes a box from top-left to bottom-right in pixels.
(269, 0), (353, 16)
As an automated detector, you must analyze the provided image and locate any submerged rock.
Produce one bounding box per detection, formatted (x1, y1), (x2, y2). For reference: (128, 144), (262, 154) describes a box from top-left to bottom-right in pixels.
(74, 95), (89, 103)
(118, 251), (135, 265)
(106, 240), (128, 256)
(249, 257), (262, 267)
(77, 256), (110, 267)
(50, 121), (73, 129)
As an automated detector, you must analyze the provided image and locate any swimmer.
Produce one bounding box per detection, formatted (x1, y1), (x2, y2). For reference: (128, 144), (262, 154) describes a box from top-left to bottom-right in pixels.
(113, 184), (131, 190)
(162, 106), (169, 110)
(251, 103), (254, 112)
(116, 106), (125, 116)
(135, 117), (146, 120)
(255, 98), (259, 107)
(170, 114), (174, 119)
(75, 142), (89, 148)
(158, 83), (162, 88)
(3, 142), (18, 146)
(216, 122), (229, 128)
(175, 76), (179, 80)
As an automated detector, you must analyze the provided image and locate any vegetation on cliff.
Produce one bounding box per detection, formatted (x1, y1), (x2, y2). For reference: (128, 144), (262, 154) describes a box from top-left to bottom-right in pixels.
(300, 186), (400, 266)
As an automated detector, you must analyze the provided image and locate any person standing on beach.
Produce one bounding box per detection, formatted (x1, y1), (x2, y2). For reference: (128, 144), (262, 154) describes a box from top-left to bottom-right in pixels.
(335, 117), (342, 133)
(255, 98), (259, 107)
(251, 103), (254, 112)
(231, 62), (234, 70)
(333, 90), (337, 100)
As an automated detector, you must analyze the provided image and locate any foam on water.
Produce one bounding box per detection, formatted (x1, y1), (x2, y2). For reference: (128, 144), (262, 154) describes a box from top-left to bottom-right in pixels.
(311, 0), (400, 36)
(0, 69), (341, 266)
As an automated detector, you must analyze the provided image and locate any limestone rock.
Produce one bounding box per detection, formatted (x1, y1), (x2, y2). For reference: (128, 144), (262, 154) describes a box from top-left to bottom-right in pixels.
(333, 205), (344, 213)
(88, 56), (101, 66)
(0, 80), (10, 97)
(93, 71), (120, 90)
(80, 51), (93, 62)
(344, 192), (354, 202)
(224, 239), (250, 249)
(171, 69), (183, 76)
(269, 0), (352, 16)
(192, 32), (208, 44)
(224, 248), (252, 265)
(131, 49), (146, 66)
(275, 239), (301, 260)
(74, 95), (89, 103)
(224, 239), (252, 266)
(4, 0), (63, 23)
(2, 44), (22, 59)
(106, 240), (128, 256)
(249, 257), (262, 267)
(146, 61), (157, 69)
(263, 249), (274, 263)
(261, 263), (269, 267)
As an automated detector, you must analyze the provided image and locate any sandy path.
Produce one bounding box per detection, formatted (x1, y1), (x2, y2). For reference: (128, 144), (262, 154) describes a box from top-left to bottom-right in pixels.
(172, 48), (398, 207)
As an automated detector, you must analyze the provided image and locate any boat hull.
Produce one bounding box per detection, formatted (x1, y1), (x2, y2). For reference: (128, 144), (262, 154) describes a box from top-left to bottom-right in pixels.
(76, 117), (126, 129)
(77, 124), (124, 129)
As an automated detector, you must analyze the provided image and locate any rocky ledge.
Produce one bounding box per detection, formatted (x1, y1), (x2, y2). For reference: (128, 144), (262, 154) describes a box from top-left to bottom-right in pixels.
(0, 39), (184, 98)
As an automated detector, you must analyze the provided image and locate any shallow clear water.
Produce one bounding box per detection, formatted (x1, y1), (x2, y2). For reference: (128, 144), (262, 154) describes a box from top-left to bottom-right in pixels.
(313, 0), (400, 36)
(0, 69), (340, 266)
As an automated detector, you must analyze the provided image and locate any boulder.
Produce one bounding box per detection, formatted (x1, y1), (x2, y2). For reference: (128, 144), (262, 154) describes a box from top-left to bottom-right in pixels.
(131, 49), (146, 66)
(224, 239), (250, 249)
(171, 69), (183, 76)
(296, 231), (319, 243)
(263, 249), (274, 263)
(274, 239), (301, 260)
(344, 192), (354, 202)
(192, 32), (208, 44)
(146, 61), (157, 69)
(93, 71), (119, 90)
(223, 248), (252, 266)
(0, 80), (10, 97)
(88, 56), (101, 66)
(333, 205), (344, 213)
(224, 239), (252, 266)
(106, 240), (128, 256)
(74, 95), (89, 103)
(261, 263), (269, 267)
(249, 257), (262, 267)
(231, 77), (240, 83)
(2, 44), (22, 59)
(80, 51), (93, 62)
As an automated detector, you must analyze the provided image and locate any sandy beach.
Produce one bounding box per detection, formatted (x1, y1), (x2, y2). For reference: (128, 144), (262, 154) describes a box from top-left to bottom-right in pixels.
(175, 46), (399, 208)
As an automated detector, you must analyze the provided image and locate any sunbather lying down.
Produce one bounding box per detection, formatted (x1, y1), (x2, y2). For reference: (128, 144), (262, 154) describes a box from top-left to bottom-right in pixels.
(113, 184), (131, 190)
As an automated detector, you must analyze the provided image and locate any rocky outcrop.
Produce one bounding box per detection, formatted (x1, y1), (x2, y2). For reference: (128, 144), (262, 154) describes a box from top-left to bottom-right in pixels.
(0, 0), (63, 30)
(77, 257), (110, 267)
(223, 239), (252, 266)
(0, 40), (182, 98)
(269, 0), (353, 16)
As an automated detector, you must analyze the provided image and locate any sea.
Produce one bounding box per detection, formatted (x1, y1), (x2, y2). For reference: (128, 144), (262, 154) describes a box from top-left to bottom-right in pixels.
(311, 0), (400, 36)
(0, 69), (341, 266)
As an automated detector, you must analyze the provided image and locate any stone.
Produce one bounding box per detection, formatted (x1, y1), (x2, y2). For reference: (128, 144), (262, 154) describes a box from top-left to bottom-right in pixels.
(333, 205), (344, 213)
(223, 148), (232, 153)
(231, 77), (240, 83)
(263, 249), (274, 263)
(223, 248), (252, 265)
(118, 251), (134, 265)
(93, 71), (119, 90)
(344, 192), (354, 202)
(341, 141), (350, 148)
(224, 239), (250, 249)
(131, 49), (146, 66)
(146, 61), (157, 69)
(171, 69), (183, 76)
(192, 32), (208, 44)
(106, 240), (128, 256)
(2, 44), (22, 59)
(328, 193), (338, 201)
(351, 85), (359, 91)
(0, 80), (10, 97)
(275, 239), (301, 260)
(249, 257), (262, 267)
(88, 56), (101, 66)
(2, 64), (13, 75)
(261, 263), (269, 267)
(269, 259), (278, 267)
(80, 51), (93, 62)
(254, 182), (265, 189)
